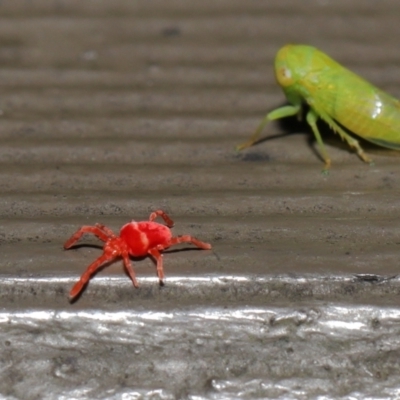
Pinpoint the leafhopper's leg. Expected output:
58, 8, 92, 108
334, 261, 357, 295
306, 109, 331, 172
236, 105, 301, 151
320, 113, 373, 165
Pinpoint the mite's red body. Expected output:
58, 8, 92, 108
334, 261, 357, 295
64, 210, 212, 300
119, 221, 172, 256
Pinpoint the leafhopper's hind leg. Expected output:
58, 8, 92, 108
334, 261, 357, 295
236, 105, 301, 151
319, 112, 373, 166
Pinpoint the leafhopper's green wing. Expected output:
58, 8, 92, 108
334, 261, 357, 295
299, 57, 400, 150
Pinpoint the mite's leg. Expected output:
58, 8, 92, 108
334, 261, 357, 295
306, 109, 332, 172
321, 112, 373, 165
236, 104, 301, 151
163, 235, 212, 251
149, 236, 211, 284
149, 210, 174, 228
121, 253, 139, 287
95, 224, 117, 238
64, 226, 112, 249
148, 248, 165, 283
69, 253, 111, 299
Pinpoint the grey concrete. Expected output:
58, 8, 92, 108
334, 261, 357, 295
1, 0, 400, 398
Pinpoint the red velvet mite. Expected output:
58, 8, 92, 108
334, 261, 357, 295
64, 210, 212, 300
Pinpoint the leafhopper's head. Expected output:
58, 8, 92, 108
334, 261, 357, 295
274, 44, 321, 105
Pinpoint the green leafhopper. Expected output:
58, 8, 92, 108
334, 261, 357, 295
237, 44, 400, 171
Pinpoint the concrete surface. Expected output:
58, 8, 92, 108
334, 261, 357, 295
1, 0, 400, 399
